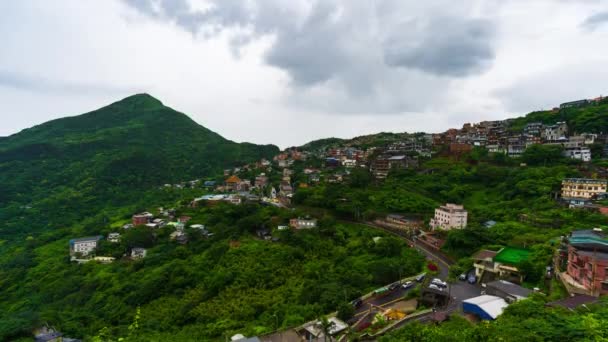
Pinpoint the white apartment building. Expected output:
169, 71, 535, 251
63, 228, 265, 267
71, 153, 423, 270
429, 203, 468, 230
563, 147, 591, 162
69, 236, 102, 256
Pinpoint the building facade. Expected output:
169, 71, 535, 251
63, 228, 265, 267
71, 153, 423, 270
132, 212, 153, 226
542, 122, 568, 142
563, 147, 591, 162
429, 203, 468, 230
561, 178, 608, 200
69, 236, 102, 257
565, 229, 608, 296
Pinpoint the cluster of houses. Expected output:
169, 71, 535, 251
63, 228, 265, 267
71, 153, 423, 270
320, 137, 431, 180
432, 96, 607, 160
68, 210, 213, 263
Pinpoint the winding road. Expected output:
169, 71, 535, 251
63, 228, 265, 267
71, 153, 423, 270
348, 221, 481, 327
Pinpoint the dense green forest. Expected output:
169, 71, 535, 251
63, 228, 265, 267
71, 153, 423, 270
0, 199, 424, 341
0, 94, 278, 237
2, 96, 608, 340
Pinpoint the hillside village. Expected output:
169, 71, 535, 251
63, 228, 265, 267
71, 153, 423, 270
60, 95, 608, 341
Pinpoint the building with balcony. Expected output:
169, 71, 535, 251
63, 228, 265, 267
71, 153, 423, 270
565, 229, 608, 296
542, 122, 568, 142
69, 236, 102, 257
429, 203, 468, 230
561, 178, 608, 200
563, 146, 591, 162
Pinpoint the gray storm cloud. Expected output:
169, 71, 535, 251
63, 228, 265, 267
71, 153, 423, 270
383, 17, 495, 77
581, 11, 608, 30
122, 0, 498, 113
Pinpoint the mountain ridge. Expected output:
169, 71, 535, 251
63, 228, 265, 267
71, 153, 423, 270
0, 94, 279, 233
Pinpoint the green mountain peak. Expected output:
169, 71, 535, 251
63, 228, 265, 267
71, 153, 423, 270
109, 93, 165, 110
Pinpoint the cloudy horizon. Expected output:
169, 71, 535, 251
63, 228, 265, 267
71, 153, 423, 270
1, 0, 607, 148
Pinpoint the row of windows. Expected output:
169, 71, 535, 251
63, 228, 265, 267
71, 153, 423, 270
563, 186, 606, 190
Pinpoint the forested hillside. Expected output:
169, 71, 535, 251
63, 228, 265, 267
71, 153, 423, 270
2, 95, 608, 341
0, 94, 278, 235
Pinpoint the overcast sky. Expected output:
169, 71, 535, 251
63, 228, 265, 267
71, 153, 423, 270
1, 1, 608, 148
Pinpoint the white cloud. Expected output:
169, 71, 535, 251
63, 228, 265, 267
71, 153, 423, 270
0, 0, 607, 148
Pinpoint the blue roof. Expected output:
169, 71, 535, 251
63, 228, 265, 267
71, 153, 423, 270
570, 230, 608, 250
69, 236, 102, 246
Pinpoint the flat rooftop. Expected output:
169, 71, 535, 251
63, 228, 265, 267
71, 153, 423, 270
494, 247, 530, 265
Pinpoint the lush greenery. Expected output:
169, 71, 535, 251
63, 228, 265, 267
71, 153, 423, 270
2, 95, 608, 341
0, 94, 278, 237
0, 202, 424, 341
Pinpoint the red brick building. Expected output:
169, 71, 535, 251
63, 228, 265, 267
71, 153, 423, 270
449, 143, 473, 155
565, 229, 608, 296
132, 212, 153, 226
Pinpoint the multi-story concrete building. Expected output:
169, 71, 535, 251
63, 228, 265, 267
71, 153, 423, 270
561, 178, 608, 200
132, 212, 153, 226
69, 236, 102, 257
524, 122, 544, 137
560, 99, 590, 109
429, 203, 468, 230
370, 155, 418, 179
565, 229, 608, 296
542, 122, 568, 142
563, 146, 592, 162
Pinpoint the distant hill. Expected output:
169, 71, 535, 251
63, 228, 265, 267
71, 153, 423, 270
299, 132, 429, 151
299, 98, 608, 152
508, 98, 608, 134
0, 94, 278, 230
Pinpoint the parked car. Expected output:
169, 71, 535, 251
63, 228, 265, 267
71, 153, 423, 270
415, 273, 427, 282
389, 283, 400, 291
459, 273, 467, 281
351, 298, 363, 309
467, 275, 477, 284
428, 284, 443, 291
402, 281, 414, 289
431, 278, 447, 288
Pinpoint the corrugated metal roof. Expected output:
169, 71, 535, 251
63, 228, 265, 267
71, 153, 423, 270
463, 295, 508, 319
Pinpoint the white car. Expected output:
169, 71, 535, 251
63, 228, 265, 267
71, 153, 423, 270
431, 278, 448, 288
428, 284, 443, 291
402, 281, 414, 289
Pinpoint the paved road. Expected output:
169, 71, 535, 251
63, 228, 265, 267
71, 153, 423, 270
352, 282, 417, 320
352, 221, 481, 311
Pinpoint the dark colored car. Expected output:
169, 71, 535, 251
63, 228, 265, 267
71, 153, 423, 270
389, 283, 400, 291
352, 298, 363, 309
